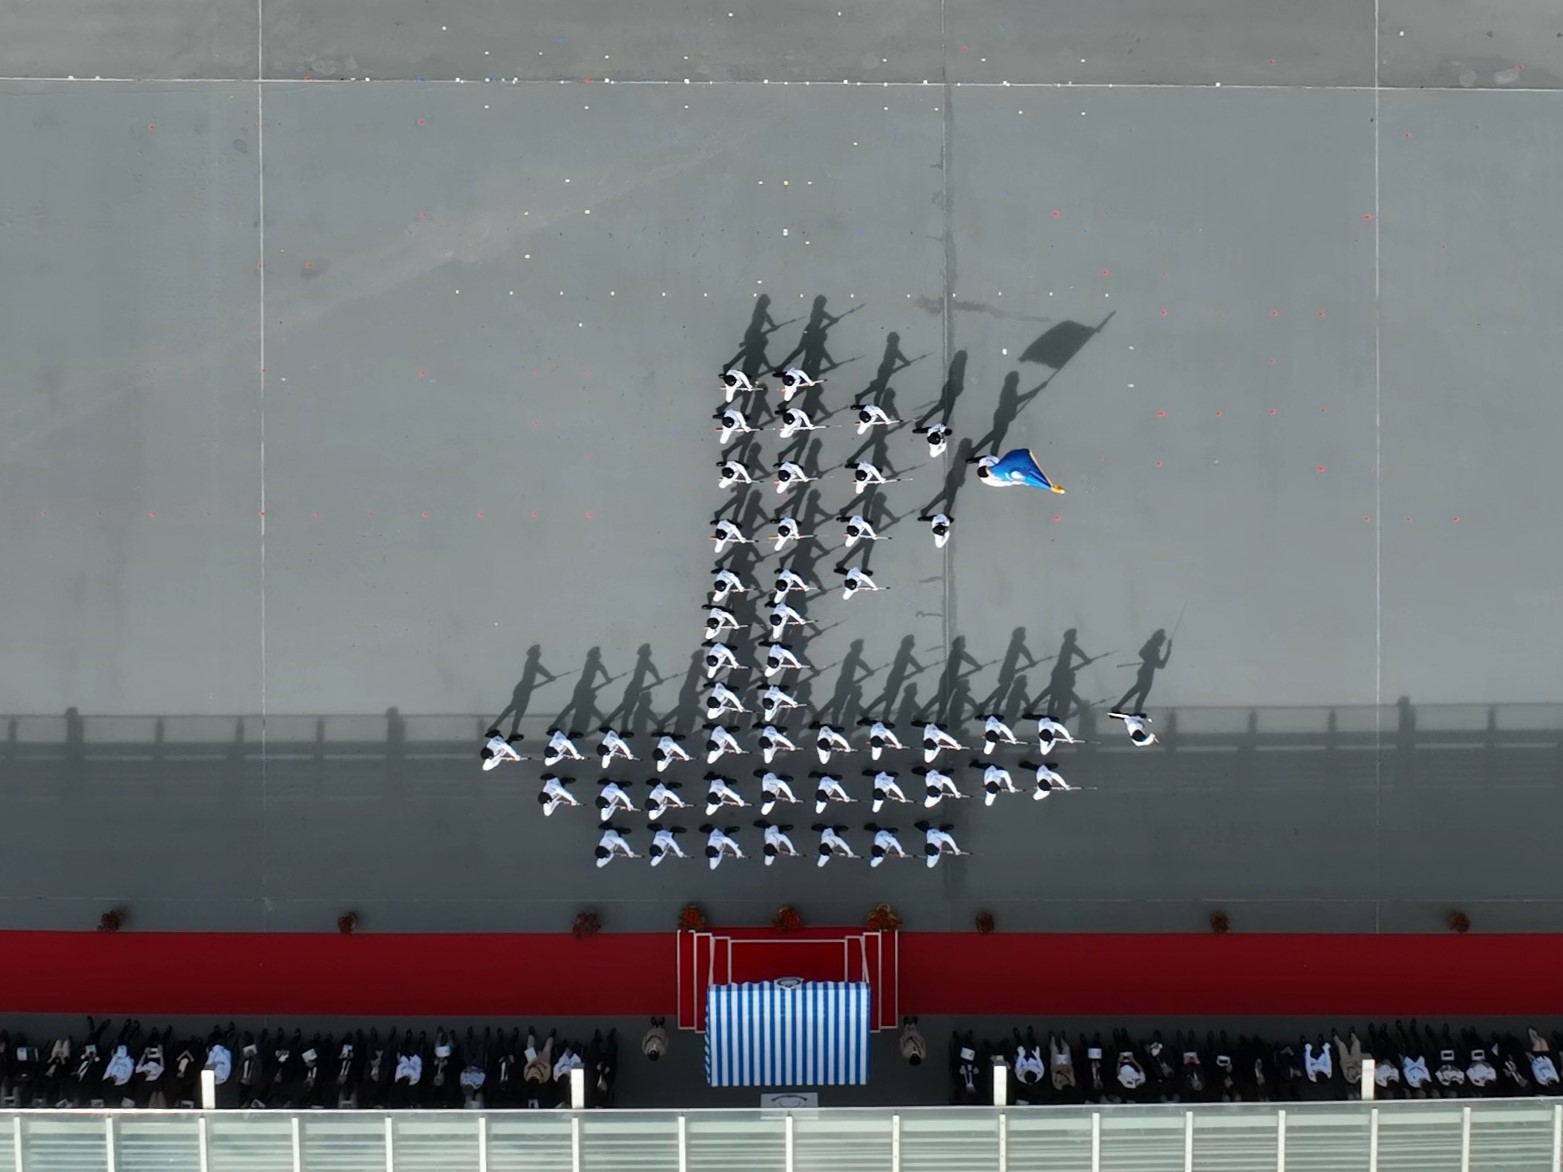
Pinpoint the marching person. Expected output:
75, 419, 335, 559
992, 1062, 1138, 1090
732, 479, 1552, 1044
704, 642, 742, 680
538, 774, 581, 817
597, 727, 635, 768
705, 724, 745, 764
774, 459, 816, 495
645, 779, 688, 821
543, 729, 586, 767
717, 458, 757, 490
920, 511, 953, 549
755, 770, 799, 814
704, 605, 741, 640
757, 723, 799, 764
916, 766, 965, 808
705, 681, 748, 721
913, 422, 951, 458
594, 826, 638, 868
838, 513, 885, 548
596, 779, 637, 822
921, 721, 965, 763
704, 772, 748, 815
711, 519, 754, 555
763, 642, 805, 677
768, 601, 811, 636
810, 722, 853, 764
771, 568, 812, 602
866, 823, 909, 868
774, 367, 822, 402
975, 762, 1020, 806
915, 820, 965, 868
865, 769, 910, 812
648, 825, 690, 867
710, 566, 748, 606
754, 820, 801, 865
642, 1019, 670, 1063
1028, 714, 1081, 754
1108, 711, 1158, 746
813, 823, 858, 867
980, 714, 1020, 754
713, 405, 756, 445
835, 563, 886, 599
720, 368, 760, 402
770, 515, 811, 552
848, 459, 899, 495
855, 401, 898, 434
1029, 761, 1077, 799
778, 406, 827, 439
758, 683, 802, 723
857, 718, 906, 760
653, 733, 692, 771
811, 771, 854, 813
699, 824, 745, 870
481, 729, 524, 772
969, 449, 1067, 494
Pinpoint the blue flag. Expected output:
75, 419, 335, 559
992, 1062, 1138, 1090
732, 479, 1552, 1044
986, 449, 1066, 494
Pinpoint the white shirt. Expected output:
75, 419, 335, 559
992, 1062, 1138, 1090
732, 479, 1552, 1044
654, 736, 691, 769
483, 735, 522, 770
763, 824, 797, 853
712, 520, 749, 548
923, 426, 950, 456
716, 408, 753, 437
761, 685, 800, 711
818, 828, 856, 857
927, 512, 952, 547
706, 607, 739, 634
760, 772, 797, 802
597, 828, 636, 859
1033, 763, 1072, 797
597, 782, 635, 819
778, 368, 813, 392
707, 726, 743, 759
765, 644, 803, 676
1532, 1054, 1559, 1085
815, 726, 851, 759
852, 461, 887, 484
650, 829, 686, 858
840, 568, 880, 597
553, 1049, 583, 1080
1037, 716, 1077, 748
1110, 712, 1157, 745
705, 643, 740, 677
842, 515, 879, 545
1401, 1054, 1431, 1086
870, 772, 907, 801
706, 778, 746, 807
872, 829, 905, 855
814, 775, 851, 803
1304, 1044, 1333, 1081
865, 723, 903, 756
1015, 1049, 1045, 1082
759, 726, 797, 760
722, 369, 755, 396
600, 730, 634, 762
779, 408, 819, 436
856, 404, 894, 433
1467, 1057, 1496, 1086
769, 603, 808, 630
541, 776, 577, 803
718, 461, 754, 486
984, 716, 1017, 744
708, 682, 746, 714
646, 781, 686, 810
105, 1046, 134, 1086
546, 731, 582, 760
772, 570, 809, 596
924, 723, 961, 749
775, 461, 811, 489
712, 568, 745, 597
706, 828, 744, 858
772, 517, 803, 549
1117, 1061, 1145, 1089
396, 1054, 424, 1084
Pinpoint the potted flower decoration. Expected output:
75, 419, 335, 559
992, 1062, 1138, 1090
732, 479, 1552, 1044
974, 910, 996, 935
1210, 911, 1231, 934
678, 904, 708, 932
337, 911, 359, 935
98, 908, 125, 934
573, 911, 602, 940
771, 905, 803, 933
866, 902, 902, 931
1446, 910, 1471, 935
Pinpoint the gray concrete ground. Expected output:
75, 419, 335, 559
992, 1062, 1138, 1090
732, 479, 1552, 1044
2, 0, 1562, 985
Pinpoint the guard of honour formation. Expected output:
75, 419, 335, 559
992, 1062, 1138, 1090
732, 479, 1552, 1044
481, 362, 1157, 869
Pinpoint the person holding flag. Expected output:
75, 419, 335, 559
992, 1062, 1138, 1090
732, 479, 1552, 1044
968, 449, 1067, 493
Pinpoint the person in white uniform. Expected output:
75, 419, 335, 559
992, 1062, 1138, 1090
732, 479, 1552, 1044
704, 724, 745, 764
838, 514, 884, 548
717, 459, 756, 490
976, 762, 1020, 806
921, 722, 965, 763
770, 515, 810, 552
700, 824, 745, 870
1031, 715, 1081, 754
1014, 1035, 1046, 1085
775, 368, 822, 401
917, 767, 965, 808
810, 722, 852, 763
704, 642, 741, 679
543, 729, 585, 767
854, 402, 898, 435
835, 564, 885, 599
758, 685, 801, 723
710, 567, 748, 605
919, 511, 953, 548
597, 728, 635, 768
913, 423, 951, 458
774, 459, 815, 495
778, 406, 826, 439
653, 733, 691, 771
720, 368, 759, 402
848, 460, 898, 494
538, 774, 580, 817
755, 770, 798, 814
810, 771, 854, 813
704, 773, 747, 815
865, 769, 910, 812
758, 724, 799, 764
596, 780, 637, 822
481, 730, 524, 771
647, 825, 689, 866
771, 568, 811, 602
916, 821, 965, 868
866, 823, 909, 867
594, 826, 637, 868
645, 779, 688, 820
980, 715, 1020, 754
1029, 761, 1076, 799
713, 405, 755, 445
710, 519, 754, 555
705, 681, 747, 721
754, 820, 800, 865
1108, 711, 1157, 746
763, 643, 805, 677
812, 823, 858, 867
704, 606, 741, 640
857, 719, 905, 760
768, 602, 810, 636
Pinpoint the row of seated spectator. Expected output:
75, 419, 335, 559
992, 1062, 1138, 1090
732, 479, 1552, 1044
921, 1020, 1563, 1105
0, 1020, 619, 1110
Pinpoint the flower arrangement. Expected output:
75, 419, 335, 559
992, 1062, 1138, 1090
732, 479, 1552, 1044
573, 911, 602, 940
866, 902, 902, 931
1447, 910, 1471, 935
678, 904, 708, 932
337, 911, 359, 935
1210, 911, 1231, 934
974, 910, 996, 935
97, 909, 125, 934
771, 905, 803, 933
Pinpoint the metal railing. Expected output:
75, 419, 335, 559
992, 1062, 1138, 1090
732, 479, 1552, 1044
2, 1100, 1560, 1172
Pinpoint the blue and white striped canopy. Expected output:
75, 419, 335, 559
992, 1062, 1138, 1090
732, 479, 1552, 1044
705, 981, 871, 1086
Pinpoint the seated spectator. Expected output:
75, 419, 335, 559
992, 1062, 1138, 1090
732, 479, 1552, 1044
899, 1018, 926, 1066
642, 1019, 669, 1063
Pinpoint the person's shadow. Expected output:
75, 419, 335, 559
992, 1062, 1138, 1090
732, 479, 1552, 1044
972, 371, 1050, 457
662, 649, 707, 733
492, 645, 567, 736
859, 332, 922, 403
724, 294, 793, 381
1115, 629, 1172, 713
601, 644, 666, 734
553, 646, 616, 731
935, 636, 987, 723
915, 350, 967, 429
974, 627, 1041, 715
1027, 628, 1111, 723
919, 438, 977, 520
1018, 312, 1114, 375
819, 639, 879, 726
770, 295, 861, 378
865, 635, 926, 718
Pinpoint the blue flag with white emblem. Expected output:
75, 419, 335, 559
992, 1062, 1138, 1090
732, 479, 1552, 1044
988, 449, 1066, 494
